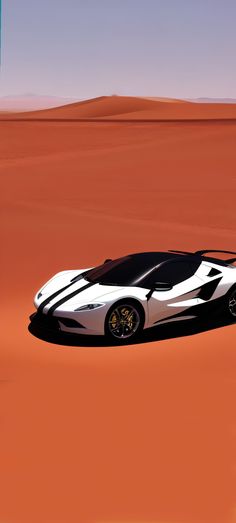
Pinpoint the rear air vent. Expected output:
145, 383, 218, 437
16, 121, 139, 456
208, 268, 221, 277
198, 278, 222, 300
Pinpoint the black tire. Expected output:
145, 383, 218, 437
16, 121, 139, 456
227, 286, 236, 320
105, 299, 144, 344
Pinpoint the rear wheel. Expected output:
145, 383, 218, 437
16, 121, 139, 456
105, 301, 144, 344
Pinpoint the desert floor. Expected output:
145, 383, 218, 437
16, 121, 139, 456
1, 98, 236, 523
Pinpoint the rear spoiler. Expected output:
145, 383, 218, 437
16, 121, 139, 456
195, 249, 236, 257
169, 249, 236, 265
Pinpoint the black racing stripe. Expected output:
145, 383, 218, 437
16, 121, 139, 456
38, 273, 86, 313
46, 282, 94, 317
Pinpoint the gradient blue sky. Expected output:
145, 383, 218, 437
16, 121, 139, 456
1, 0, 236, 99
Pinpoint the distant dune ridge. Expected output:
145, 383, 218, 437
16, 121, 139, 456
0, 94, 78, 112
190, 97, 236, 103
1, 95, 236, 121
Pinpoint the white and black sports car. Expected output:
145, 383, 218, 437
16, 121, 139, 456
32, 250, 236, 343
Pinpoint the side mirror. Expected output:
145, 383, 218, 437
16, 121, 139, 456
153, 281, 173, 291
103, 258, 112, 264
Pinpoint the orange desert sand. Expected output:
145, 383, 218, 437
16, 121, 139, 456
1, 96, 236, 523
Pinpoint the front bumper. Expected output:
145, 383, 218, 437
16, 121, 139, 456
30, 312, 85, 333
30, 311, 104, 336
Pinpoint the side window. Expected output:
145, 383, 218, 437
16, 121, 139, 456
144, 261, 200, 287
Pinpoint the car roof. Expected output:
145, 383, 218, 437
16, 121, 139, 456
127, 251, 233, 268
128, 252, 179, 263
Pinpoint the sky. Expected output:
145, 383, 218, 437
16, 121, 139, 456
0, 0, 236, 99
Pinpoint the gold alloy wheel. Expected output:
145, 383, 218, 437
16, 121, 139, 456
108, 304, 141, 339
229, 289, 236, 317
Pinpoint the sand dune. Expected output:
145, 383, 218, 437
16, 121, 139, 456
2, 95, 236, 121
0, 105, 236, 523
1, 95, 181, 119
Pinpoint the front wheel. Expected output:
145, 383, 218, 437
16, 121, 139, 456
105, 301, 144, 344
228, 288, 236, 320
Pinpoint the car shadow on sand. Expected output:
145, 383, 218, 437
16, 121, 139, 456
28, 312, 235, 348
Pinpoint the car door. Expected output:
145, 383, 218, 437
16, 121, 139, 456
192, 262, 224, 300
145, 259, 203, 326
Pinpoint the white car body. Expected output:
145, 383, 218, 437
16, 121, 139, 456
33, 250, 236, 338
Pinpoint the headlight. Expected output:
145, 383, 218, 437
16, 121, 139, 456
74, 303, 105, 311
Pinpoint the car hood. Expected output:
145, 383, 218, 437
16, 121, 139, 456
36, 270, 126, 312
39, 270, 87, 295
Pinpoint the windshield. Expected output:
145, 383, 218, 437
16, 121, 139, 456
85, 253, 173, 286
